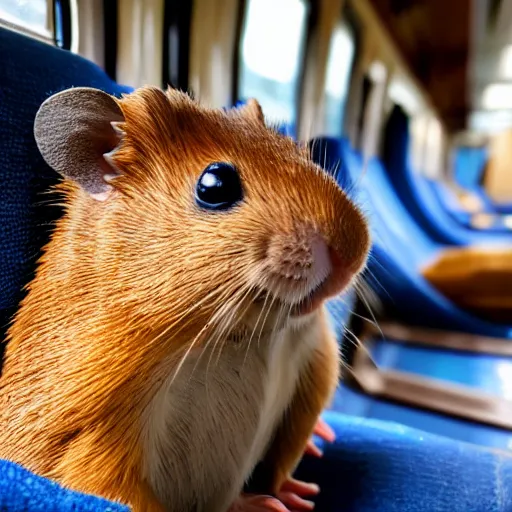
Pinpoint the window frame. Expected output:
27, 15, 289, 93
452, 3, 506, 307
162, 0, 193, 91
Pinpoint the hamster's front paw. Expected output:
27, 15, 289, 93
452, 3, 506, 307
304, 416, 336, 457
274, 417, 336, 511
228, 494, 290, 511
276, 479, 318, 511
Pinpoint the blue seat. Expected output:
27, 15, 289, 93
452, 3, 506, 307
2, 25, 511, 512
311, 137, 512, 456
425, 177, 512, 231
451, 145, 512, 215
423, 178, 476, 226
311, 137, 512, 337
382, 106, 512, 242
294, 409, 512, 511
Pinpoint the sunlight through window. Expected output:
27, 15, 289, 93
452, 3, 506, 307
0, 0, 50, 37
323, 21, 355, 136
238, 0, 308, 130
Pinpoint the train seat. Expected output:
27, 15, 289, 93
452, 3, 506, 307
453, 145, 512, 216
294, 410, 512, 512
311, 136, 512, 337
310, 137, 512, 452
423, 178, 481, 226
382, 106, 512, 242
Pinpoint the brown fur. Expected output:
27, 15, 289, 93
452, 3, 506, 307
0, 86, 370, 510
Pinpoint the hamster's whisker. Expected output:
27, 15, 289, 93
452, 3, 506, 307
190, 284, 250, 397
362, 265, 390, 301
163, 276, 246, 335
167, 280, 247, 386
243, 285, 274, 368
189, 292, 238, 381
353, 280, 383, 340
208, 285, 254, 374
191, 277, 253, 379
342, 326, 372, 372
249, 281, 286, 362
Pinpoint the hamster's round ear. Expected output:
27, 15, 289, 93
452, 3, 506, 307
242, 98, 265, 126
34, 87, 125, 201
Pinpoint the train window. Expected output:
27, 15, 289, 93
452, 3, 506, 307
238, 0, 309, 130
0, 0, 53, 41
323, 21, 355, 136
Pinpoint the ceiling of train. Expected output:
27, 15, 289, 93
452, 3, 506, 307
368, 0, 471, 133
368, 0, 512, 136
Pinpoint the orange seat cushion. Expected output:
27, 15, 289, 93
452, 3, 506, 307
422, 247, 512, 322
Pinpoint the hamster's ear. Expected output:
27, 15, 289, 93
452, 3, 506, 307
34, 87, 125, 201
242, 98, 265, 126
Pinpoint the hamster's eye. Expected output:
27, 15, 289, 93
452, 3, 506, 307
195, 162, 243, 211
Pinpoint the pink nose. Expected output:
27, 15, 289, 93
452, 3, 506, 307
265, 227, 352, 311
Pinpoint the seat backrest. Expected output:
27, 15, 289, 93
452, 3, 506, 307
382, 105, 511, 245
339, 140, 439, 266
0, 27, 132, 343
453, 145, 488, 191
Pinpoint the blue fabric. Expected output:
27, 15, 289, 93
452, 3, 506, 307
3, 408, 511, 512
382, 106, 512, 243
0, 459, 128, 512
453, 146, 488, 191
294, 409, 512, 511
329, 385, 512, 452
0, 27, 132, 341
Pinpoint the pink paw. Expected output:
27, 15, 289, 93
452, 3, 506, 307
304, 417, 336, 458
276, 417, 336, 510
277, 478, 319, 511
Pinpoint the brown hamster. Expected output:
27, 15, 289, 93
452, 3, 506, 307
0, 86, 370, 512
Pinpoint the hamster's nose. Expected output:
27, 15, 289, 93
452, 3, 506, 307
266, 229, 329, 283
265, 225, 353, 312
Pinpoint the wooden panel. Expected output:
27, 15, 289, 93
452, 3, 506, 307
367, 0, 471, 131
484, 129, 512, 203
422, 246, 512, 322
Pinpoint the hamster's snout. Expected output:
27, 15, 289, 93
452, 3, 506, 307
262, 224, 354, 316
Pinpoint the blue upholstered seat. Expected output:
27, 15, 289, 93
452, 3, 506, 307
310, 136, 512, 453
317, 137, 512, 337
2, 25, 511, 512
382, 106, 512, 242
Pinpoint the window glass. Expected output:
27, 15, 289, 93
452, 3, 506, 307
0, 0, 51, 38
323, 21, 355, 136
238, 0, 308, 131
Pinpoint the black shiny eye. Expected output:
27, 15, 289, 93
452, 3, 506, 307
195, 162, 243, 211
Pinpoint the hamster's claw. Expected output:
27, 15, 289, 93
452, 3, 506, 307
304, 417, 336, 457
228, 494, 290, 511
313, 417, 336, 443
277, 478, 318, 511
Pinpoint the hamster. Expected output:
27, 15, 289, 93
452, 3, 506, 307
0, 86, 370, 512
